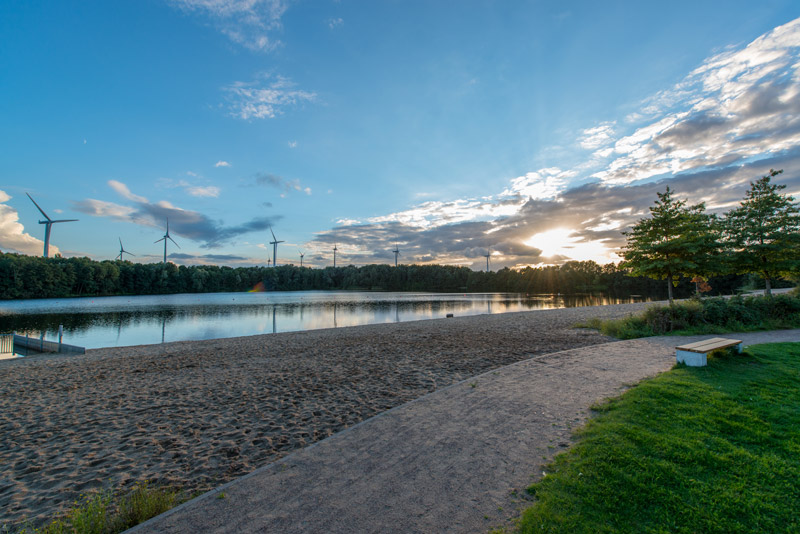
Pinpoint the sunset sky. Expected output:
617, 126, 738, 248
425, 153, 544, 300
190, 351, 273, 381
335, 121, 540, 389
2, 1, 800, 270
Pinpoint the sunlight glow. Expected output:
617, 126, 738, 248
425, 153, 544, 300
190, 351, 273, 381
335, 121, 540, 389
524, 228, 620, 264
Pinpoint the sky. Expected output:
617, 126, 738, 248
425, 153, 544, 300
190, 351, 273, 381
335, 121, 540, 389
2, 1, 800, 270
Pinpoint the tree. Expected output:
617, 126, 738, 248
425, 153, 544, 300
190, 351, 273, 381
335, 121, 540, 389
723, 169, 800, 296
621, 187, 720, 304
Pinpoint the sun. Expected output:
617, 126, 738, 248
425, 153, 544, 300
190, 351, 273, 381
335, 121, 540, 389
524, 228, 619, 264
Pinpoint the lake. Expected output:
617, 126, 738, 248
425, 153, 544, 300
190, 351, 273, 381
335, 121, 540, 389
0, 291, 649, 350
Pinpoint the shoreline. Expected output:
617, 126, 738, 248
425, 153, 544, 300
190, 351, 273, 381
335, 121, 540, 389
0, 301, 660, 527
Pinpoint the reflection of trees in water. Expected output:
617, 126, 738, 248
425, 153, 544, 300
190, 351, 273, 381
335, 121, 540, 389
1, 293, 650, 337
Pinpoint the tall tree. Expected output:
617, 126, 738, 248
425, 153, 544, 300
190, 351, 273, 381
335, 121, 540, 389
723, 169, 800, 296
621, 187, 719, 304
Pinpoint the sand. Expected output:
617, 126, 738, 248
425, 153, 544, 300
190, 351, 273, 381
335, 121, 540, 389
0, 302, 656, 528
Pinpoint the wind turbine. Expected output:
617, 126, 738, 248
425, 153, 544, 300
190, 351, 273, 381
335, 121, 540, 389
484, 247, 491, 272
116, 237, 135, 261
154, 218, 179, 263
299, 250, 305, 267
269, 226, 284, 267
333, 243, 338, 268
392, 243, 400, 267
26, 193, 78, 258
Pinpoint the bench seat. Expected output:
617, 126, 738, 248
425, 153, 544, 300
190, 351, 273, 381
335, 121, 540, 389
676, 337, 742, 367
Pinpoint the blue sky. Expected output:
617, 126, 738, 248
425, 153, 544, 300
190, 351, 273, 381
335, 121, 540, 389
2, 1, 800, 270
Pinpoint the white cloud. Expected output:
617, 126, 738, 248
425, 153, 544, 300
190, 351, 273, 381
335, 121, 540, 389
109, 180, 149, 203
500, 168, 572, 199
0, 190, 54, 256
168, 0, 287, 51
328, 17, 343, 29
215, 160, 231, 167
288, 140, 298, 148
592, 17, 800, 185
186, 185, 221, 198
368, 197, 522, 229
336, 218, 361, 226
579, 122, 616, 149
223, 75, 316, 120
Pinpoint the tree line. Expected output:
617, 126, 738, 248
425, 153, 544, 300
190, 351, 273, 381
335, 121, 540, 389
0, 251, 771, 301
622, 169, 800, 302
2, 169, 796, 302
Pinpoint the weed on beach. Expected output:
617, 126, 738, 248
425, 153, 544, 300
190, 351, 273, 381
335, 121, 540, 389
7, 482, 186, 534
516, 342, 800, 533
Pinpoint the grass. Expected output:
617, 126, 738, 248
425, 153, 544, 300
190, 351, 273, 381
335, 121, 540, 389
582, 293, 800, 339
8, 482, 186, 534
516, 342, 800, 534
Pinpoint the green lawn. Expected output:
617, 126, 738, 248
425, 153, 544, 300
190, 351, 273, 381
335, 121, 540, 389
517, 343, 800, 534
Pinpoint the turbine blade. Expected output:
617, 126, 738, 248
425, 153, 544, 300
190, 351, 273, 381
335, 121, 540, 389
26, 193, 51, 221
50, 219, 78, 223
155, 237, 165, 244
169, 236, 180, 248
119, 237, 123, 248
270, 226, 277, 241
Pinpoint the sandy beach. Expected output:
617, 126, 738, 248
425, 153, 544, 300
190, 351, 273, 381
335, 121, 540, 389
0, 302, 656, 528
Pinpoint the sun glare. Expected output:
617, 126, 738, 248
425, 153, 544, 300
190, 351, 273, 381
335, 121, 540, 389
524, 228, 619, 264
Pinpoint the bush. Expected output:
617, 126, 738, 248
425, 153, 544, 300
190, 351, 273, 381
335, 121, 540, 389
593, 294, 800, 339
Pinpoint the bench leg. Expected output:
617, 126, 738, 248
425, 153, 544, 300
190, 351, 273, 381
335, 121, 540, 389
736, 342, 743, 353
676, 349, 707, 367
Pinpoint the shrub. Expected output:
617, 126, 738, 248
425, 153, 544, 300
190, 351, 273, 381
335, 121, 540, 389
591, 294, 800, 339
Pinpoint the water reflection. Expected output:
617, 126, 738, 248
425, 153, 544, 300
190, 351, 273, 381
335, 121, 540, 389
0, 291, 650, 350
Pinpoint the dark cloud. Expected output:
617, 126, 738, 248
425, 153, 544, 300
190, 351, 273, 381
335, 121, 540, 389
73, 184, 283, 249
250, 173, 309, 195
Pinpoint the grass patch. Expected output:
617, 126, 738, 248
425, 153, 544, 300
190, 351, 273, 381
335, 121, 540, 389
517, 342, 800, 534
584, 294, 800, 339
9, 482, 186, 534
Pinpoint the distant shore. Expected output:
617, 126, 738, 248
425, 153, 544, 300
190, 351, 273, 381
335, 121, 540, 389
0, 301, 660, 527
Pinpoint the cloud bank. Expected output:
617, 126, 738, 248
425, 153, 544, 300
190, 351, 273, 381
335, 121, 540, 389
304, 19, 800, 270
74, 181, 281, 248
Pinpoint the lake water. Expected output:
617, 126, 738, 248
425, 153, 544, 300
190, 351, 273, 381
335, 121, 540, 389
0, 291, 649, 350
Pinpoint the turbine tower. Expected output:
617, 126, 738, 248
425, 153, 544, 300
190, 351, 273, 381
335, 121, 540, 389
484, 247, 491, 272
333, 244, 338, 268
155, 218, 180, 263
299, 250, 305, 267
269, 227, 284, 267
392, 243, 400, 267
116, 237, 135, 261
26, 193, 78, 258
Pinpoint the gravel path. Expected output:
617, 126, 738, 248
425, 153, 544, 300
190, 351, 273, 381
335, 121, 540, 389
129, 329, 800, 534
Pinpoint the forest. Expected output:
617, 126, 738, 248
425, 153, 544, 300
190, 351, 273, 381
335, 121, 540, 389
0, 251, 779, 301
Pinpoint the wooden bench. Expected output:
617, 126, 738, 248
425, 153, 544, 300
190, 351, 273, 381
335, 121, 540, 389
676, 337, 742, 367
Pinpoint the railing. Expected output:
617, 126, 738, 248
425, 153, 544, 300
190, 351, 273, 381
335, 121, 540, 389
0, 334, 13, 354
12, 334, 85, 355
